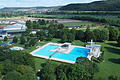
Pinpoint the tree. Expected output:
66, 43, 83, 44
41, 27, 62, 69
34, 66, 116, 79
108, 75, 120, 80
16, 65, 34, 75
58, 72, 67, 80
56, 64, 69, 80
20, 36, 26, 44
3, 71, 22, 80
0, 72, 2, 79
100, 29, 109, 41
28, 38, 36, 47
58, 24, 65, 29
4, 36, 8, 41
26, 20, 32, 29
46, 34, 53, 41
13, 37, 18, 43
76, 57, 89, 63
10, 51, 35, 68
38, 61, 57, 80
24, 29, 32, 36
84, 27, 94, 42
0, 64, 3, 79
108, 27, 119, 41
117, 36, 120, 46
21, 73, 37, 80
75, 57, 99, 80
93, 28, 109, 42
61, 33, 67, 43
36, 30, 46, 41
1, 60, 16, 75
67, 33, 75, 42
75, 30, 84, 41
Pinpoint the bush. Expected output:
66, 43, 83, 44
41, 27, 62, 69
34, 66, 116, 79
4, 36, 8, 41
13, 37, 18, 43
20, 36, 26, 44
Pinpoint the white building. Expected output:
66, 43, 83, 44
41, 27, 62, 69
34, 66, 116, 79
86, 40, 102, 60
0, 31, 8, 40
3, 23, 27, 31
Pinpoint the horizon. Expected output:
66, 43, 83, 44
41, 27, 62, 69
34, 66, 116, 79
0, 0, 101, 8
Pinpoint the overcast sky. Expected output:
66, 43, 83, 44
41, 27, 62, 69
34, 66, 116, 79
0, 0, 101, 8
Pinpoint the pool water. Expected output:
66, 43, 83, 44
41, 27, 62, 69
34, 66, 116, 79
34, 44, 90, 62
34, 45, 59, 57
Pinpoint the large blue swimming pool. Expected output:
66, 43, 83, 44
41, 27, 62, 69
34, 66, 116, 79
34, 44, 90, 62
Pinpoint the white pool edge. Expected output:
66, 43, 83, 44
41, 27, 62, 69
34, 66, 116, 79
30, 42, 90, 64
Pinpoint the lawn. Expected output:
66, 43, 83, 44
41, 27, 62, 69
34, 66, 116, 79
95, 41, 120, 79
63, 21, 94, 26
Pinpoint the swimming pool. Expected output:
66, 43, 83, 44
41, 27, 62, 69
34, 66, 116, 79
34, 45, 60, 57
33, 44, 90, 62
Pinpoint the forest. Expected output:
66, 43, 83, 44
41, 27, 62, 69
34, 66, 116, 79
60, 0, 120, 11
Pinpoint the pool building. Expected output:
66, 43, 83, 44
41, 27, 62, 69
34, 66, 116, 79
31, 42, 100, 63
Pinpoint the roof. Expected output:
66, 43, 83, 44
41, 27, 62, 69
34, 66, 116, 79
10, 46, 24, 50
0, 30, 7, 36
86, 44, 101, 48
3, 23, 27, 31
1, 44, 9, 47
64, 42, 71, 45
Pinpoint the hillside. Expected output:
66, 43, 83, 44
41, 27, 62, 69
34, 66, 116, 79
0, 6, 60, 12
59, 0, 120, 11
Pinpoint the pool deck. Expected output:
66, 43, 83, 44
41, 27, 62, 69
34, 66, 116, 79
30, 42, 90, 64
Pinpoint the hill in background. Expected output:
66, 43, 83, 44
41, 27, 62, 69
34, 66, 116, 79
0, 6, 61, 12
59, 0, 120, 11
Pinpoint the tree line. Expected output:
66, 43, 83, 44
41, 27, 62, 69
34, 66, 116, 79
71, 15, 120, 27
25, 19, 120, 46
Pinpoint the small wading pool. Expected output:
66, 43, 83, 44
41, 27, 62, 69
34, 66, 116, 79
34, 44, 90, 62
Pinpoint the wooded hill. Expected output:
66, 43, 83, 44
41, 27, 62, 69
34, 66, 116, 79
59, 0, 120, 11
0, 6, 61, 12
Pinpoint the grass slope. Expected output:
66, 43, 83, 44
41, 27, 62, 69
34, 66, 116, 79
95, 41, 120, 79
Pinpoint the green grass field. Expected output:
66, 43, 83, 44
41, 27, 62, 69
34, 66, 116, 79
95, 41, 120, 79
63, 22, 94, 26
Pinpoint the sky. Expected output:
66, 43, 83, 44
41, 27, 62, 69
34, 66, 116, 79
0, 0, 101, 8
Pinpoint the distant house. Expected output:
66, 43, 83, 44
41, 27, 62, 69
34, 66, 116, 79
68, 26, 81, 29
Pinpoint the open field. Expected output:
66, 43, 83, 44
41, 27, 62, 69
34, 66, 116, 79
63, 21, 94, 26
63, 21, 104, 31
95, 41, 120, 79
